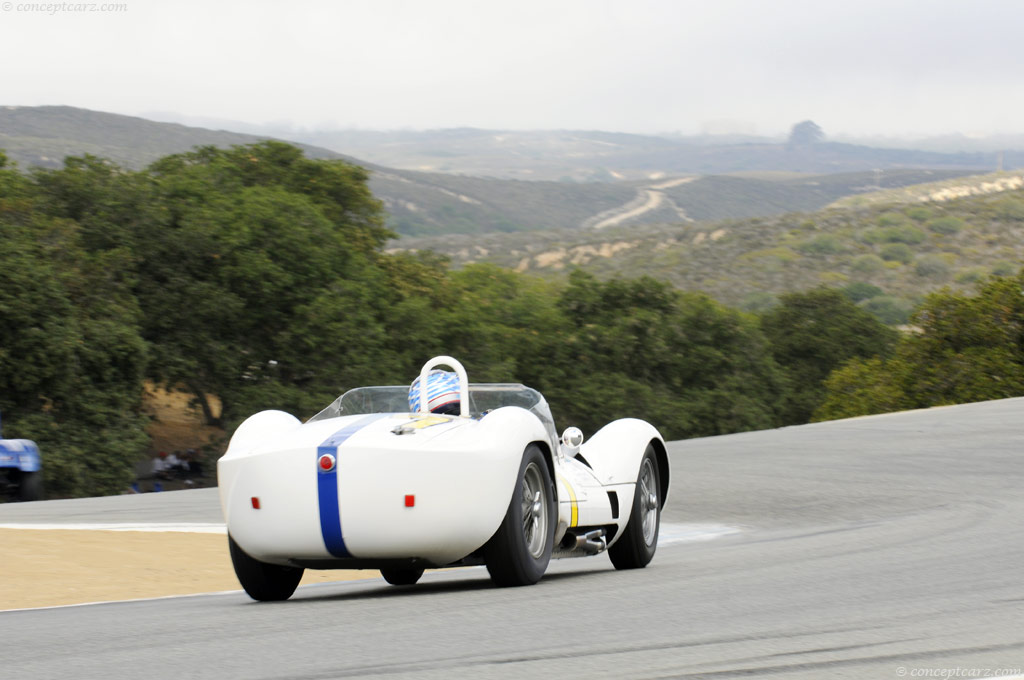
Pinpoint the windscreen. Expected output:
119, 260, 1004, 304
309, 383, 558, 445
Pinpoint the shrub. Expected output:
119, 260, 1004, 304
880, 243, 914, 264
915, 254, 952, 279
955, 267, 988, 284
991, 260, 1019, 277
819, 271, 849, 284
740, 291, 777, 313
862, 296, 914, 325
843, 280, 884, 303
927, 216, 965, 235
905, 206, 932, 222
740, 247, 800, 262
843, 282, 884, 303
851, 253, 885, 274
993, 197, 1024, 221
861, 225, 926, 245
878, 212, 910, 227
796, 234, 845, 255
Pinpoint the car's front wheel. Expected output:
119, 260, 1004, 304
484, 444, 555, 587
228, 534, 304, 601
380, 568, 424, 586
609, 444, 661, 570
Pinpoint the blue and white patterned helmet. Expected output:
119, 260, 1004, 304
409, 369, 462, 415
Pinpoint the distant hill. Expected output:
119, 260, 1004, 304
0, 106, 635, 235
394, 181, 1024, 324
0, 105, 355, 168
279, 127, 1020, 180
0, 106, 998, 236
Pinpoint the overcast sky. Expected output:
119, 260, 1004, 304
2, 0, 1022, 137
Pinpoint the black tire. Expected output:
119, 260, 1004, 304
484, 444, 555, 587
228, 534, 304, 601
609, 444, 661, 570
18, 471, 43, 502
380, 568, 424, 586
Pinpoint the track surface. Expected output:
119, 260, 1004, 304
2, 398, 1023, 679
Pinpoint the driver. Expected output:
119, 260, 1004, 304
408, 369, 461, 415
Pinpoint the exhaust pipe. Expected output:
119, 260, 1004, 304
574, 529, 607, 554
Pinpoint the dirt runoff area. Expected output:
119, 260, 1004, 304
1, 529, 380, 610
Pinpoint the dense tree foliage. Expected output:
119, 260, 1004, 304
815, 271, 1024, 420
761, 288, 899, 424
2, 141, 1018, 498
1, 156, 149, 497
544, 272, 786, 437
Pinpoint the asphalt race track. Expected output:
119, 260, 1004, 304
2, 398, 1022, 679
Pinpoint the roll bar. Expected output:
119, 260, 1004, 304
417, 356, 471, 418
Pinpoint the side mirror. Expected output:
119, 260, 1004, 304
561, 427, 584, 456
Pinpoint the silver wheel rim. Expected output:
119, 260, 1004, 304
639, 458, 658, 546
521, 462, 548, 559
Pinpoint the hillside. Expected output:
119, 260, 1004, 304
0, 106, 988, 236
394, 179, 1024, 324
828, 170, 1024, 209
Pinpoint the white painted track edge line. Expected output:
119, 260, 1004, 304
0, 522, 228, 533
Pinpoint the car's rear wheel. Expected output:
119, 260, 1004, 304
18, 471, 43, 502
380, 568, 424, 585
609, 444, 661, 570
228, 534, 304, 601
484, 444, 554, 587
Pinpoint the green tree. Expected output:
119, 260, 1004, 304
815, 270, 1024, 420
901, 273, 1024, 404
544, 271, 785, 439
135, 142, 392, 425
814, 357, 913, 420
1, 163, 149, 497
761, 288, 898, 424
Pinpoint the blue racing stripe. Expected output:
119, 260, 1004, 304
317, 413, 390, 558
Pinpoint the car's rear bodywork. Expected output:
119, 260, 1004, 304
218, 356, 670, 598
0, 413, 42, 501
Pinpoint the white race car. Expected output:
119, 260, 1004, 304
218, 356, 669, 601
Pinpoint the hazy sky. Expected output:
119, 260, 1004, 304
2, 0, 1022, 137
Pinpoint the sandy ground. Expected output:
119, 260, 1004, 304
0, 529, 379, 610
143, 382, 225, 455
0, 388, 370, 611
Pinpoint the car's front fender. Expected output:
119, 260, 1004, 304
579, 419, 668, 505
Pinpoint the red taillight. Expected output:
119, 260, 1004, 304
318, 453, 336, 471
405, 494, 415, 507
251, 496, 260, 510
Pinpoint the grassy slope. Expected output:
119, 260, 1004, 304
661, 169, 971, 221
395, 180, 1024, 318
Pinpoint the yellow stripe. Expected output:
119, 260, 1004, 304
558, 474, 578, 528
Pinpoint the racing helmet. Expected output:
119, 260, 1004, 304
409, 369, 461, 415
